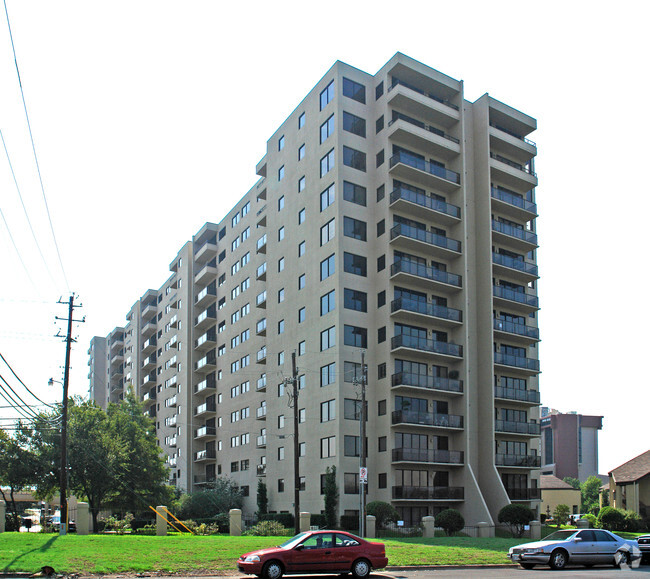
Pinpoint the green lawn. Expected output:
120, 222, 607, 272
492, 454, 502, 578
0, 533, 522, 574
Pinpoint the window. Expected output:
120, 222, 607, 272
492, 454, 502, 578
298, 208, 306, 224
278, 351, 285, 365
344, 361, 362, 382
320, 183, 335, 211
344, 216, 367, 241
378, 326, 386, 343
321, 362, 336, 386
344, 435, 361, 457
278, 195, 285, 211
278, 288, 285, 302
298, 144, 305, 160
321, 436, 336, 458
376, 115, 384, 133
343, 111, 366, 137
278, 226, 285, 241
320, 254, 335, 280
344, 398, 362, 420
344, 472, 359, 494
343, 181, 366, 206
278, 447, 285, 460
377, 219, 385, 237
278, 165, 285, 181
298, 340, 306, 356
278, 135, 285, 151
320, 115, 334, 143
298, 274, 305, 290
298, 241, 306, 257
344, 289, 367, 312
378, 436, 387, 452
377, 184, 385, 201
278, 478, 285, 492
344, 252, 367, 277
378, 362, 386, 379
375, 81, 384, 100
378, 473, 387, 489
320, 218, 336, 245
344, 325, 367, 348
321, 326, 336, 351
298, 175, 306, 192
278, 319, 285, 334
376, 149, 384, 167
343, 146, 366, 172
321, 149, 335, 177
342, 77, 366, 104
298, 112, 305, 129
278, 257, 285, 272
321, 289, 335, 315
298, 307, 305, 323
320, 399, 335, 422
320, 80, 334, 110
377, 254, 385, 271
232, 213, 240, 227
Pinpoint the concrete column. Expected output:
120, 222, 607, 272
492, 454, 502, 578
576, 518, 589, 529
477, 522, 494, 538
529, 520, 541, 541
299, 512, 311, 533
365, 515, 376, 538
155, 506, 167, 536
422, 516, 436, 538
0, 501, 5, 533
229, 509, 242, 536
76, 502, 89, 535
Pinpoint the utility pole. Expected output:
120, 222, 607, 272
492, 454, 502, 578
360, 350, 367, 537
55, 294, 84, 536
290, 351, 300, 536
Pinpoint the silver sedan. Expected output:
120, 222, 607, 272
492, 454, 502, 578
507, 528, 641, 570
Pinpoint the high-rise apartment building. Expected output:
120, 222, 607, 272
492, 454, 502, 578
89, 53, 540, 526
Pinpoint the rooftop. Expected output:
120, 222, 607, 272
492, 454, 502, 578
609, 449, 650, 483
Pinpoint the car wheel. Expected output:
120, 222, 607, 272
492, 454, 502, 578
549, 549, 569, 570
614, 550, 631, 568
351, 558, 371, 578
520, 563, 535, 569
262, 560, 283, 579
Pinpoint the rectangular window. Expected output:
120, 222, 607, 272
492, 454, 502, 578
375, 81, 384, 100
344, 252, 367, 277
343, 146, 366, 172
298, 241, 305, 257
321, 326, 336, 351
298, 307, 305, 323
344, 472, 359, 494
376, 115, 384, 133
320, 436, 336, 458
344, 435, 361, 457
344, 288, 367, 312
278, 288, 285, 302
298, 144, 305, 160
298, 175, 306, 192
278, 226, 285, 241
321, 362, 336, 386
278, 135, 285, 151
344, 325, 367, 348
298, 274, 305, 290
343, 111, 366, 137
320, 254, 335, 280
320, 399, 336, 422
278, 195, 285, 211
278, 165, 285, 181
343, 216, 367, 241
320, 149, 335, 177
321, 289, 335, 315
277, 319, 285, 334
320, 183, 335, 211
298, 208, 306, 224
342, 77, 366, 104
344, 361, 362, 382
278, 478, 285, 492
278, 257, 285, 272
320, 80, 334, 110
344, 398, 362, 420
376, 149, 384, 167
320, 115, 335, 143
320, 218, 336, 245
298, 112, 305, 129
343, 181, 366, 206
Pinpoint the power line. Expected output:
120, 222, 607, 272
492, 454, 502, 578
0, 373, 39, 420
0, 351, 55, 408
2, 0, 69, 291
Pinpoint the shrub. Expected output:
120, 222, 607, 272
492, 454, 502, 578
553, 504, 570, 527
598, 506, 625, 531
339, 515, 358, 532
310, 514, 326, 529
623, 510, 642, 532
259, 513, 294, 529
101, 513, 134, 534
213, 512, 230, 533
436, 509, 464, 536
135, 523, 156, 535
584, 514, 598, 528
498, 504, 534, 538
366, 501, 399, 529
247, 520, 289, 536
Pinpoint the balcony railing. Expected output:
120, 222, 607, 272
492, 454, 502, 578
256, 406, 267, 419
257, 346, 267, 363
491, 187, 537, 215
493, 318, 539, 340
391, 259, 462, 288
389, 112, 460, 143
494, 352, 540, 372
194, 449, 216, 461
392, 410, 463, 429
390, 152, 460, 185
390, 187, 460, 219
493, 285, 539, 308
391, 371, 463, 394
256, 435, 267, 447
256, 291, 267, 307
490, 152, 536, 176
257, 464, 267, 476
505, 487, 541, 501
492, 252, 538, 277
393, 486, 464, 500
257, 375, 267, 391
495, 420, 541, 435
194, 375, 216, 394
195, 284, 217, 304
195, 426, 216, 438
495, 454, 541, 468
490, 122, 536, 147
392, 448, 464, 464
392, 334, 463, 358
391, 223, 461, 253
389, 79, 460, 111
492, 220, 538, 245
256, 262, 267, 279
194, 401, 216, 416
256, 234, 267, 253
494, 386, 540, 404
391, 297, 462, 323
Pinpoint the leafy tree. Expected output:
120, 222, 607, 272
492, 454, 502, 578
257, 479, 268, 517
177, 477, 243, 519
323, 466, 338, 529
366, 501, 399, 529
498, 504, 535, 538
553, 504, 571, 527
622, 510, 641, 532
563, 477, 581, 490
436, 509, 464, 536
580, 476, 603, 514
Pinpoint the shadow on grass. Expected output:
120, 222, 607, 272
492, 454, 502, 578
2, 534, 59, 573
385, 536, 519, 553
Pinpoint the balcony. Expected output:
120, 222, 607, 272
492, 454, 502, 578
392, 486, 464, 501
257, 346, 267, 364
494, 352, 540, 374
390, 223, 461, 259
194, 305, 217, 332
490, 152, 538, 191
141, 302, 157, 321
142, 372, 156, 386
492, 252, 538, 281
194, 449, 217, 462
489, 124, 536, 167
109, 336, 124, 351
169, 314, 178, 328
194, 374, 216, 395
505, 487, 541, 501
391, 372, 463, 395
387, 112, 460, 160
195, 328, 217, 351
256, 406, 267, 420
491, 187, 537, 221
494, 386, 540, 405
391, 259, 462, 292
165, 394, 177, 408
195, 350, 217, 373
141, 319, 157, 338
256, 318, 267, 336
256, 234, 267, 254
166, 415, 178, 428
195, 426, 216, 439
256, 374, 267, 392
392, 448, 464, 465
392, 410, 463, 430
386, 78, 460, 129
256, 291, 267, 308
195, 283, 217, 308
195, 258, 217, 288
391, 334, 463, 360
142, 336, 157, 354
389, 187, 460, 225
194, 237, 218, 265
194, 400, 217, 417
493, 318, 539, 343
256, 435, 267, 448
493, 285, 539, 312
491, 220, 538, 253
389, 152, 460, 194
194, 474, 217, 486
256, 262, 267, 281
167, 435, 177, 447
391, 297, 462, 326
495, 420, 541, 436
495, 454, 541, 468
141, 354, 157, 372
142, 390, 156, 405
257, 464, 267, 476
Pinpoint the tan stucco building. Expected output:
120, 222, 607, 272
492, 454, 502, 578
540, 475, 581, 519
608, 449, 650, 520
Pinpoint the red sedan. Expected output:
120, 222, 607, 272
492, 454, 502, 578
238, 530, 388, 579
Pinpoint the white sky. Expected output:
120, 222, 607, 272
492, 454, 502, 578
0, 0, 647, 477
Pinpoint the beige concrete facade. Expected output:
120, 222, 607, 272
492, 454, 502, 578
89, 53, 540, 525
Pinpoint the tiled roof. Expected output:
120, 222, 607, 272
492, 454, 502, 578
609, 449, 650, 483
540, 474, 578, 490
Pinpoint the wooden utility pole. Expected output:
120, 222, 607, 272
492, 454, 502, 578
360, 350, 367, 537
291, 351, 300, 536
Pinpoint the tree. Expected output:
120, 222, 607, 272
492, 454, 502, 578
323, 466, 338, 529
256, 479, 268, 517
366, 501, 398, 529
177, 477, 243, 519
580, 476, 603, 514
553, 504, 571, 527
563, 477, 581, 490
498, 504, 535, 538
436, 509, 464, 536
598, 506, 625, 531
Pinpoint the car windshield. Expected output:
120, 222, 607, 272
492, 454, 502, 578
543, 530, 578, 542
277, 532, 309, 549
